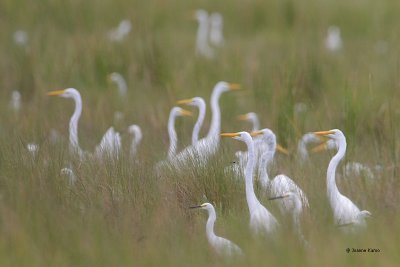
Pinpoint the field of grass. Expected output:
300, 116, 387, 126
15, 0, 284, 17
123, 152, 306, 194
0, 0, 399, 266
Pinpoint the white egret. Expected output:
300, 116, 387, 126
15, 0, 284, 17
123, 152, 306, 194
325, 26, 342, 52
313, 129, 371, 231
209, 13, 224, 47
190, 203, 243, 257
47, 88, 121, 159
109, 72, 128, 97
9, 90, 21, 113
221, 131, 279, 237
13, 30, 28, 46
237, 112, 259, 132
26, 143, 39, 157
177, 97, 206, 145
194, 9, 214, 59
166, 107, 193, 160
128, 124, 142, 159
255, 129, 309, 239
61, 167, 77, 186
173, 82, 240, 165
108, 19, 132, 42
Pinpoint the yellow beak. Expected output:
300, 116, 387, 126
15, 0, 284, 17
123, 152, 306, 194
276, 144, 290, 155
179, 109, 193, 117
250, 131, 263, 137
311, 142, 329, 153
313, 130, 335, 136
47, 89, 66, 96
228, 83, 241, 90
237, 114, 249, 121
220, 132, 240, 138
177, 98, 193, 105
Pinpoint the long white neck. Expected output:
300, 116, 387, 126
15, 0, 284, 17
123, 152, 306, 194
69, 93, 82, 154
167, 113, 178, 160
259, 151, 274, 188
250, 117, 260, 132
192, 102, 206, 145
115, 78, 127, 97
205, 206, 218, 245
327, 138, 346, 209
206, 87, 223, 141
243, 135, 259, 213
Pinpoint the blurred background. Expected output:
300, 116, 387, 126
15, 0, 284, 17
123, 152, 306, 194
0, 0, 398, 266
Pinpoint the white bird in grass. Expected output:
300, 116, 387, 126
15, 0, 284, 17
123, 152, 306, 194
173, 82, 240, 165
255, 129, 309, 240
237, 112, 260, 132
108, 19, 132, 42
9, 90, 22, 113
209, 13, 224, 47
194, 9, 214, 59
128, 124, 142, 159
190, 203, 243, 257
47, 88, 121, 160
109, 72, 128, 97
313, 129, 371, 231
221, 131, 279, 237
325, 26, 342, 52
166, 107, 193, 160
177, 97, 206, 146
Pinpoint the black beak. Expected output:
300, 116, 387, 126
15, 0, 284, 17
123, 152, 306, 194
268, 195, 287, 201
189, 205, 202, 209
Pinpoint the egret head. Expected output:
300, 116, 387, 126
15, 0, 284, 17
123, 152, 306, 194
251, 129, 289, 155
190, 202, 213, 211
213, 81, 241, 94
195, 9, 208, 21
177, 97, 205, 108
47, 88, 80, 99
358, 210, 372, 220
220, 131, 253, 142
237, 112, 257, 122
170, 107, 193, 118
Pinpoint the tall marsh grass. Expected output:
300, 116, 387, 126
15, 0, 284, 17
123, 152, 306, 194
0, 0, 399, 266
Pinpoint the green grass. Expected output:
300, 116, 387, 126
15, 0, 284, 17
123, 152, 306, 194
0, 0, 399, 266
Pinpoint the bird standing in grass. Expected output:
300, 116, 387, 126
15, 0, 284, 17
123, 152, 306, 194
222, 131, 279, 237
47, 88, 121, 160
190, 203, 242, 257
313, 129, 371, 231
255, 129, 309, 242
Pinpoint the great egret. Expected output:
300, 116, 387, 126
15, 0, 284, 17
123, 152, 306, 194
221, 131, 279, 237
13, 30, 28, 46
109, 72, 128, 97
173, 82, 240, 164
254, 129, 309, 240
128, 124, 142, 159
237, 112, 259, 132
166, 107, 193, 160
177, 97, 206, 145
47, 88, 121, 159
209, 13, 224, 47
190, 203, 243, 257
10, 90, 21, 112
325, 26, 342, 52
313, 129, 371, 231
194, 9, 214, 59
108, 19, 132, 42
